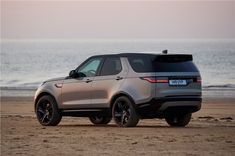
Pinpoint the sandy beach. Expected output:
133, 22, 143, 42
1, 96, 235, 156
1, 97, 235, 156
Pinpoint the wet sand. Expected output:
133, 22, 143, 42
1, 96, 235, 156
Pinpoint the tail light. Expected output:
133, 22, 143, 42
197, 77, 202, 83
140, 77, 168, 83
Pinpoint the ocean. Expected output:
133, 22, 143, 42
1, 39, 235, 97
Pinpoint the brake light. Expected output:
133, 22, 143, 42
141, 77, 168, 83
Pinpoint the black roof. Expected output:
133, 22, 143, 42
91, 52, 192, 58
89, 52, 193, 62
91, 52, 160, 58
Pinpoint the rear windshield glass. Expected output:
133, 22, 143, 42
128, 55, 199, 72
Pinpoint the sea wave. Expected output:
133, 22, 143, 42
0, 82, 41, 90
203, 84, 235, 90
0, 86, 38, 90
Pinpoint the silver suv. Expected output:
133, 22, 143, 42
34, 53, 202, 127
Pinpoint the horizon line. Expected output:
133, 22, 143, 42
1, 38, 235, 42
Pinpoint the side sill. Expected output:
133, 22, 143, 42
61, 108, 111, 117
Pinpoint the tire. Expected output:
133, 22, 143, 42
89, 116, 112, 125
165, 113, 192, 127
35, 95, 62, 126
112, 96, 139, 127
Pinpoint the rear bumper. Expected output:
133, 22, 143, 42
136, 96, 202, 118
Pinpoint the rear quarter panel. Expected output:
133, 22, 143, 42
118, 58, 156, 104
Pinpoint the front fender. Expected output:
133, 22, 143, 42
34, 82, 62, 108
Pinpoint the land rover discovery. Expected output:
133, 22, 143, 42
34, 52, 202, 127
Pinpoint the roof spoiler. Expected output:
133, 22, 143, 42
155, 54, 193, 62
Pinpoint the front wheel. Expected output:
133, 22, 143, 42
112, 96, 139, 127
89, 116, 112, 125
36, 95, 62, 126
165, 113, 192, 127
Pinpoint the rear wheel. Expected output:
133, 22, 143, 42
112, 96, 139, 127
165, 113, 192, 127
36, 95, 62, 126
89, 116, 112, 125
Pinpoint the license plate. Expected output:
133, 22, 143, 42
169, 80, 187, 86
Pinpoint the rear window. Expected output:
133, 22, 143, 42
128, 55, 199, 72
100, 57, 122, 76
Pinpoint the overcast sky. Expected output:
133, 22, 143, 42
1, 0, 235, 39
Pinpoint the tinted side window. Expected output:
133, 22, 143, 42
128, 56, 153, 72
100, 57, 122, 76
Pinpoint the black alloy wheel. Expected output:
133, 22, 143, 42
112, 96, 139, 127
165, 113, 192, 127
36, 95, 62, 126
89, 116, 112, 125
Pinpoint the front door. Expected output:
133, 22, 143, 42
61, 57, 103, 109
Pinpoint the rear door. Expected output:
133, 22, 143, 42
91, 56, 126, 107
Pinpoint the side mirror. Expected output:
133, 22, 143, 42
69, 70, 86, 78
69, 70, 76, 78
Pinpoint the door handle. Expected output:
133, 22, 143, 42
116, 76, 123, 81
86, 79, 92, 83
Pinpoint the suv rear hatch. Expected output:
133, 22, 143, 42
152, 55, 201, 98
129, 54, 201, 98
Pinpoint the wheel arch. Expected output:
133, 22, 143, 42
34, 92, 57, 111
109, 91, 136, 110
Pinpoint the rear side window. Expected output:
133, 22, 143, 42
128, 55, 199, 72
100, 57, 122, 76
128, 56, 153, 72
